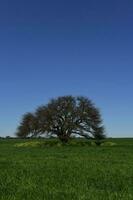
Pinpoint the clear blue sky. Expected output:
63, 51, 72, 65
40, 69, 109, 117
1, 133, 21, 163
0, 0, 133, 137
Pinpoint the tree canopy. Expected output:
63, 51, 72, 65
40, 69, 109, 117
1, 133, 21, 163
16, 96, 105, 142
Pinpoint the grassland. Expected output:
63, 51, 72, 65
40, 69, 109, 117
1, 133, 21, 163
0, 138, 133, 200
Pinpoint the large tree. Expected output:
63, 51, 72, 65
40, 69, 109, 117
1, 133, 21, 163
16, 96, 105, 142
36, 96, 105, 142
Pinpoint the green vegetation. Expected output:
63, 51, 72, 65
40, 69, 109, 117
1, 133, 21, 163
0, 138, 133, 200
16, 96, 105, 143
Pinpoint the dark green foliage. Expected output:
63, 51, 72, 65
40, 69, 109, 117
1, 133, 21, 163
16, 113, 41, 138
16, 96, 105, 143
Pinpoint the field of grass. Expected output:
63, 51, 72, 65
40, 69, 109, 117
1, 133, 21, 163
0, 138, 133, 200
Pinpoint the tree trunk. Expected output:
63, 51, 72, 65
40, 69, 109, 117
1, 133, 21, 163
58, 134, 69, 143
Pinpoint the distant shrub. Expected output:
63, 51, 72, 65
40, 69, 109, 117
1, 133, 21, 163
90, 141, 97, 146
14, 140, 63, 148
101, 141, 117, 146
14, 141, 42, 148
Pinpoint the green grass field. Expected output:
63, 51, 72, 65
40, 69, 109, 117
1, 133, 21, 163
0, 138, 133, 200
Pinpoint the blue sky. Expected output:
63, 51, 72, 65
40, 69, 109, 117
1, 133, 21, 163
0, 0, 133, 137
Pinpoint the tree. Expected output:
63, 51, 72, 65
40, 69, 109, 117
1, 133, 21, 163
16, 112, 40, 138
36, 96, 105, 143
16, 96, 106, 143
